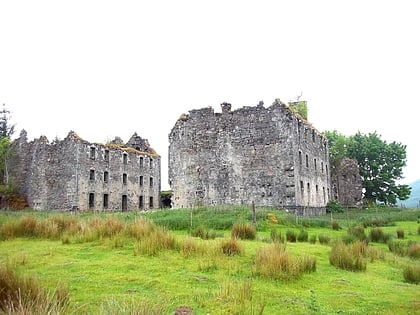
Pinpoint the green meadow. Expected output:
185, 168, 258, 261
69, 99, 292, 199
0, 206, 419, 314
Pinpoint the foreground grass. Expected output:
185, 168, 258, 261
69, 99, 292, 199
0, 207, 419, 314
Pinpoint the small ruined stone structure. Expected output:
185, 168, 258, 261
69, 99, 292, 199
168, 100, 331, 214
9, 130, 161, 211
331, 157, 363, 207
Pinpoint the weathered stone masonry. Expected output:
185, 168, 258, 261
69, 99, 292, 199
168, 100, 331, 215
9, 130, 161, 211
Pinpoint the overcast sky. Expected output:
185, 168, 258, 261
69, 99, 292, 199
1, 1, 419, 190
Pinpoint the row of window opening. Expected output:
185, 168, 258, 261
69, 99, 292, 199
90, 148, 154, 168
89, 193, 154, 210
89, 170, 154, 186
298, 151, 328, 175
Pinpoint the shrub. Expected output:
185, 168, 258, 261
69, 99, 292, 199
221, 238, 244, 256
326, 200, 344, 213
286, 230, 297, 242
403, 264, 420, 284
266, 213, 279, 224
231, 223, 256, 240
396, 228, 405, 239
297, 229, 308, 242
329, 241, 367, 272
418, 225, 420, 235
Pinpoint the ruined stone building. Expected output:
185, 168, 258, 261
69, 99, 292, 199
331, 157, 363, 208
168, 100, 331, 215
9, 130, 161, 211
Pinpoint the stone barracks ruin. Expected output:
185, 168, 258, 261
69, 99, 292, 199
169, 100, 332, 215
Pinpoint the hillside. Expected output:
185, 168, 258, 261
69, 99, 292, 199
398, 179, 420, 208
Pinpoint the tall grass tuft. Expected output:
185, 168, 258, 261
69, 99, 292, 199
369, 227, 391, 243
127, 216, 157, 240
388, 240, 408, 257
100, 296, 168, 314
403, 264, 420, 284
329, 241, 367, 272
270, 228, 284, 243
0, 264, 70, 314
396, 228, 405, 239
331, 219, 341, 230
217, 279, 265, 314
345, 225, 368, 244
407, 242, 420, 259
297, 229, 309, 242
286, 230, 297, 242
318, 233, 331, 245
221, 237, 244, 256
133, 226, 177, 256
254, 243, 316, 280
191, 225, 216, 240
231, 223, 256, 240
180, 237, 204, 257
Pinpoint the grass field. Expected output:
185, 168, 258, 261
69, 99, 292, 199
0, 206, 419, 314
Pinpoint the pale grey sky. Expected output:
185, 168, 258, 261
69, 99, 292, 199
1, 0, 418, 190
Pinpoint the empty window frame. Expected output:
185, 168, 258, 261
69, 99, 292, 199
89, 169, 95, 181
123, 153, 128, 164
149, 177, 153, 187
104, 150, 110, 162
139, 176, 143, 186
122, 195, 128, 211
149, 196, 154, 208
305, 154, 309, 167
89, 193, 95, 209
103, 194, 109, 209
139, 157, 144, 167
139, 195, 144, 209
299, 151, 302, 165
123, 173, 127, 185
104, 171, 109, 183
149, 158, 153, 169
314, 158, 317, 170
90, 147, 96, 160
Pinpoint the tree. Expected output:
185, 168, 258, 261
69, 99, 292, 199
347, 132, 410, 205
323, 130, 351, 170
0, 104, 15, 184
324, 130, 411, 206
0, 104, 15, 138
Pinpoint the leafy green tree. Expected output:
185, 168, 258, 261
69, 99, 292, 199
0, 104, 15, 184
324, 130, 411, 205
347, 132, 410, 205
323, 130, 351, 170
0, 104, 15, 138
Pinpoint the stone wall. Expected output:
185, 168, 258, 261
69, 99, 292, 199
331, 157, 363, 208
9, 130, 161, 211
168, 100, 331, 214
